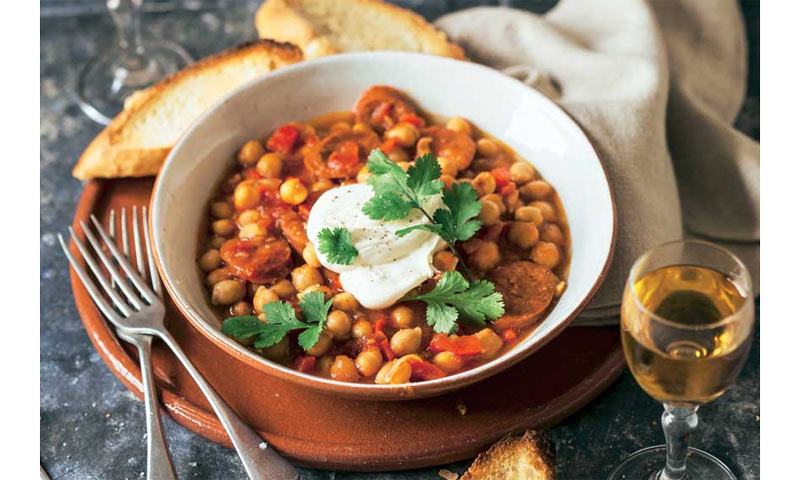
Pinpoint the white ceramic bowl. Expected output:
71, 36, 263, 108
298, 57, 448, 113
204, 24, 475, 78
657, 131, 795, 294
151, 52, 616, 400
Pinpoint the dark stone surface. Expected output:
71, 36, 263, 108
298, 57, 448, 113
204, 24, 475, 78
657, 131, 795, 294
40, 2, 760, 479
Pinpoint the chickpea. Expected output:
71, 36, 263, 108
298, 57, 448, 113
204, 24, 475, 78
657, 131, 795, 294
446, 116, 473, 137
396, 161, 412, 172
305, 330, 333, 357
432, 351, 463, 374
298, 285, 333, 301
433, 250, 459, 272
530, 201, 557, 222
233, 181, 260, 210
416, 136, 433, 156
332, 292, 359, 312
210, 235, 227, 249
438, 157, 458, 177
238, 209, 260, 226
520, 180, 553, 201
352, 122, 373, 135
239, 223, 266, 240
385, 123, 420, 148
355, 348, 383, 377
467, 240, 501, 271
515, 205, 544, 226
476, 328, 504, 361
510, 162, 536, 184
259, 336, 290, 362
206, 267, 231, 286
330, 355, 359, 382
212, 279, 245, 305
230, 300, 252, 317
291, 264, 323, 291
330, 121, 352, 133
356, 165, 371, 183
503, 186, 520, 210
237, 140, 265, 166
280, 178, 308, 205
316, 355, 334, 377
253, 285, 279, 313
212, 218, 235, 236
390, 328, 422, 356
326, 310, 352, 339
302, 243, 321, 267
270, 279, 296, 299
210, 201, 234, 219
391, 305, 417, 329
540, 223, 565, 245
256, 152, 283, 178
472, 171, 497, 197
507, 221, 540, 249
199, 249, 221, 272
483, 193, 507, 213
375, 357, 413, 384
476, 138, 499, 157
440, 174, 456, 189
387, 148, 410, 164
532, 241, 561, 269
478, 197, 502, 226
352, 319, 372, 338
309, 179, 335, 194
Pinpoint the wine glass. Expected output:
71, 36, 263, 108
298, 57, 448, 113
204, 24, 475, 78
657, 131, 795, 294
77, 0, 193, 125
608, 240, 755, 480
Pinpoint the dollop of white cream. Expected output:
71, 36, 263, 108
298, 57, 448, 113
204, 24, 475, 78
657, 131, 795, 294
306, 183, 446, 309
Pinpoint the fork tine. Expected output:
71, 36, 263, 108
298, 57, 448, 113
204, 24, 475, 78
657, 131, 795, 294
108, 210, 116, 290
68, 227, 132, 316
89, 214, 156, 303
142, 206, 163, 298
80, 220, 145, 310
132, 206, 146, 279
59, 234, 124, 323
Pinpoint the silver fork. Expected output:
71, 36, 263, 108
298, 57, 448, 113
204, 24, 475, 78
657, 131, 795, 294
59, 209, 299, 480
107, 207, 177, 480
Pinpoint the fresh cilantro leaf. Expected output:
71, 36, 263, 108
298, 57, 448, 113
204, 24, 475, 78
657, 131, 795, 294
362, 193, 414, 221
363, 149, 444, 221
221, 292, 333, 351
403, 271, 505, 334
317, 227, 359, 265
396, 182, 482, 242
406, 153, 443, 198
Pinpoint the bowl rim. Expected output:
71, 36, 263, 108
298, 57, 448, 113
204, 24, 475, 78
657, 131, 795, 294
150, 51, 618, 399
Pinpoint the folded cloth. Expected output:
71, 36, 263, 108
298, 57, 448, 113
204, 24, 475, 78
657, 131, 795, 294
436, 0, 760, 325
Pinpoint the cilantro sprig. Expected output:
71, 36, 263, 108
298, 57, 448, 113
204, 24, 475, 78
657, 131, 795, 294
221, 290, 333, 350
317, 227, 358, 265
403, 271, 505, 334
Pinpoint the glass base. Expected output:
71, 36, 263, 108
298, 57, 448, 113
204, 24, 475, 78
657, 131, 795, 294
77, 40, 193, 125
607, 445, 736, 480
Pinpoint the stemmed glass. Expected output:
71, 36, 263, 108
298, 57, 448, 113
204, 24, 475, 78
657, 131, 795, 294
77, 0, 193, 125
608, 240, 755, 480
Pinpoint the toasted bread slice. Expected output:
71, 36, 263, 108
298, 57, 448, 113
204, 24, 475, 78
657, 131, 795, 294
73, 39, 302, 180
461, 431, 557, 480
254, 0, 465, 60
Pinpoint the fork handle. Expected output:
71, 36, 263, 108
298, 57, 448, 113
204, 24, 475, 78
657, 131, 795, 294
157, 330, 299, 480
135, 335, 178, 480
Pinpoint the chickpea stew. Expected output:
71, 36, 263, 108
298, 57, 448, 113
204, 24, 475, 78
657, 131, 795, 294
199, 86, 570, 384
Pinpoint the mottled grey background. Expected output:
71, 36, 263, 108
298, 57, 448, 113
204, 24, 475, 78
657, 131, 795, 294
40, 1, 760, 479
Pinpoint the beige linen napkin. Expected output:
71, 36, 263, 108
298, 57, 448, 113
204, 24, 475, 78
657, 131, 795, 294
436, 0, 760, 325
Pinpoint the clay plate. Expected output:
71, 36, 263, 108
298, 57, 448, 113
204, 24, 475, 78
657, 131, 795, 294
70, 178, 624, 471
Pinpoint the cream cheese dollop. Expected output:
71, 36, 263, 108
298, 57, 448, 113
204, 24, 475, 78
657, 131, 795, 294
306, 183, 446, 309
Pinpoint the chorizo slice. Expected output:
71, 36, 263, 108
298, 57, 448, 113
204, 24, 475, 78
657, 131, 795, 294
353, 85, 419, 132
303, 130, 380, 179
487, 261, 558, 329
420, 126, 476, 170
273, 207, 308, 253
220, 237, 292, 285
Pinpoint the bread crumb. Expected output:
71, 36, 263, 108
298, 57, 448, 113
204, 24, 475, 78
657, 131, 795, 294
439, 469, 459, 480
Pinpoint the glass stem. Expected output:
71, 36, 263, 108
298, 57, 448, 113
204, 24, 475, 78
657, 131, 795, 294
659, 403, 699, 480
107, 0, 146, 67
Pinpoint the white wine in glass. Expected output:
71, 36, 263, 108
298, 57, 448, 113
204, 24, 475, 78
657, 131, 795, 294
608, 240, 754, 480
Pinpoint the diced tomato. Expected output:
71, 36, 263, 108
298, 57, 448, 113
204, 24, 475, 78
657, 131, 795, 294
374, 317, 387, 335
375, 331, 395, 360
243, 168, 261, 180
267, 125, 300, 154
297, 203, 311, 221
501, 328, 518, 343
500, 183, 517, 200
491, 167, 512, 189
327, 140, 360, 175
399, 113, 425, 128
428, 333, 484, 356
304, 135, 319, 147
408, 358, 446, 381
293, 355, 316, 373
380, 138, 399, 154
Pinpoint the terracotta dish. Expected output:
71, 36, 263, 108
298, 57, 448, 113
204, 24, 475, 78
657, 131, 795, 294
150, 52, 616, 400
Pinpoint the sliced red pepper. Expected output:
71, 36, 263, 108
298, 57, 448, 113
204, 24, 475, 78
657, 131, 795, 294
428, 333, 484, 356
266, 125, 300, 155
374, 317, 387, 335
491, 167, 512, 189
297, 203, 311, 221
326, 140, 360, 176
501, 328, 518, 343
293, 355, 316, 373
408, 358, 446, 381
399, 113, 425, 128
375, 331, 395, 360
